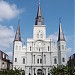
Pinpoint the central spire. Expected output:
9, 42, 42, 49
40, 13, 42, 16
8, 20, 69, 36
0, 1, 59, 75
37, 0, 42, 17
35, 0, 44, 25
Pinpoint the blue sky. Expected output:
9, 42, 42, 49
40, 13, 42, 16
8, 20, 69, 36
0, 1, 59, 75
0, 0, 74, 59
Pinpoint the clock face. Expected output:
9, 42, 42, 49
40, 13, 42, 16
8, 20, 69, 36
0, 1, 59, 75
38, 42, 41, 46
35, 41, 43, 47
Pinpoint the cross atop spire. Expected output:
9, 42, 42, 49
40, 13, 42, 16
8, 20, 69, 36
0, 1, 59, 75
39, 0, 40, 5
35, 0, 44, 25
57, 19, 65, 42
14, 20, 21, 41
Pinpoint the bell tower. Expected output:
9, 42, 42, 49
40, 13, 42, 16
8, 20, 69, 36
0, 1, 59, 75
57, 19, 67, 65
13, 21, 22, 69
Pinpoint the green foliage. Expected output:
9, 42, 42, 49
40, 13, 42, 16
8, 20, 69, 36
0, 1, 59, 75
0, 68, 25, 75
50, 65, 75, 75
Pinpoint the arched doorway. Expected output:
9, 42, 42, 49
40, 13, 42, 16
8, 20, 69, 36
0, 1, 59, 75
37, 69, 42, 75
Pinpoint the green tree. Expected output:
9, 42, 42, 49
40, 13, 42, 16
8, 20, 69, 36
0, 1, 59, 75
0, 68, 24, 75
50, 65, 75, 75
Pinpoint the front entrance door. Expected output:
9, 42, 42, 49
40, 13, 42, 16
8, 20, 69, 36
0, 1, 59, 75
37, 69, 42, 75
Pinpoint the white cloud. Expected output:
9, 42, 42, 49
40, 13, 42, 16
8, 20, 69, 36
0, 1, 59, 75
67, 48, 72, 53
47, 32, 58, 42
6, 51, 13, 60
47, 32, 73, 54
6, 51, 12, 58
47, 32, 72, 43
0, 24, 15, 51
0, 0, 23, 21
0, 24, 25, 59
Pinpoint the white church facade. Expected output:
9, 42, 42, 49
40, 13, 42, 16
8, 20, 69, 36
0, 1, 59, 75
13, 1, 67, 75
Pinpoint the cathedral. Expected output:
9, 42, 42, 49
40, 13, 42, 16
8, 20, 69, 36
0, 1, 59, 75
13, 1, 67, 75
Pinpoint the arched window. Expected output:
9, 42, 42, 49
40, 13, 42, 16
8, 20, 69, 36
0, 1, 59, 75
54, 58, 57, 64
37, 55, 42, 64
19, 46, 21, 50
37, 34, 39, 38
37, 59, 39, 64
39, 48, 40, 51
16, 46, 18, 50
34, 55, 35, 64
48, 46, 49, 51
40, 59, 42, 63
62, 58, 65, 62
40, 34, 43, 38
58, 46, 60, 50
44, 55, 46, 64
62, 45, 64, 50
15, 58, 17, 62
23, 58, 25, 64
30, 46, 31, 51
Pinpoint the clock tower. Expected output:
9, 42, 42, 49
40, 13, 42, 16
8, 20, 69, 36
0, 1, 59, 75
33, 1, 46, 40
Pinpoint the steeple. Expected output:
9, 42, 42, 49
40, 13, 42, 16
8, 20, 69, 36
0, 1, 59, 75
14, 20, 21, 41
35, 0, 44, 25
57, 19, 65, 42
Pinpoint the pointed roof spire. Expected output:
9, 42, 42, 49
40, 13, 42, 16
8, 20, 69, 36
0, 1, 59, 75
57, 18, 65, 42
37, 0, 42, 17
14, 20, 21, 41
35, 0, 44, 25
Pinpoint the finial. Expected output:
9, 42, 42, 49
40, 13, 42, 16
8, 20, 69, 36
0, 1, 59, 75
39, 0, 40, 5
59, 17, 61, 23
18, 19, 20, 25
